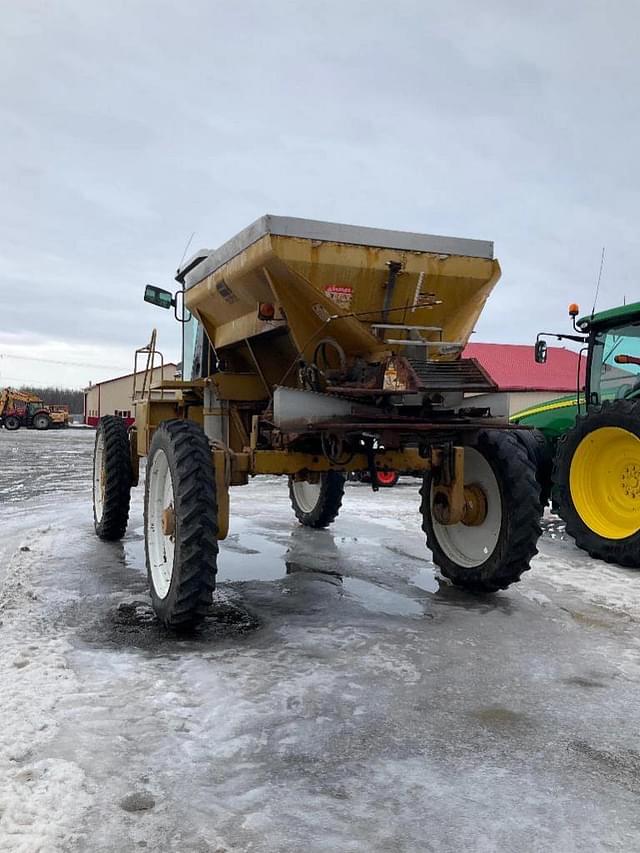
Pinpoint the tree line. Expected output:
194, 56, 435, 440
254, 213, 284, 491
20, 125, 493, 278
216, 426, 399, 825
16, 386, 85, 414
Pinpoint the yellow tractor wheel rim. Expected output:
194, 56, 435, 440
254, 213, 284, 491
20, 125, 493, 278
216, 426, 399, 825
570, 426, 640, 540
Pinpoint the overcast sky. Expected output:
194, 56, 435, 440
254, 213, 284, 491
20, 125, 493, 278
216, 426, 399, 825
1, 0, 638, 388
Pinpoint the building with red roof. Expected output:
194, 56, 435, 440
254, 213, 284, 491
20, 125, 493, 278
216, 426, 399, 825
463, 343, 584, 415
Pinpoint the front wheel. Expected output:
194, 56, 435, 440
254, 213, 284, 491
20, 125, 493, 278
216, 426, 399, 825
553, 399, 640, 566
421, 431, 541, 592
93, 416, 132, 540
33, 413, 50, 430
4, 416, 20, 430
145, 420, 218, 630
289, 472, 345, 528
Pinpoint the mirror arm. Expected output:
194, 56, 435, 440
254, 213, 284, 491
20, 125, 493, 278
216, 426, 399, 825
536, 332, 587, 345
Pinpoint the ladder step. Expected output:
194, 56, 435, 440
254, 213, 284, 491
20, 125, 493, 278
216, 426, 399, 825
385, 339, 463, 348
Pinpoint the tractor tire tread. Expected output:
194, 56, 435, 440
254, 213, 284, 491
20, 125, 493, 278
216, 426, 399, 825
515, 428, 553, 509
289, 471, 346, 528
420, 430, 541, 593
94, 415, 132, 541
145, 419, 218, 630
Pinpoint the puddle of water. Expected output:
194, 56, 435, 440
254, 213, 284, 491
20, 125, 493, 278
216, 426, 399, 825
123, 536, 145, 571
125, 521, 288, 583
471, 706, 529, 728
343, 576, 424, 617
219, 529, 286, 582
563, 676, 607, 689
123, 520, 433, 617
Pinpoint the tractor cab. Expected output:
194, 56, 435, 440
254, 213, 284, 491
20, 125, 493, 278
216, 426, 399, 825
577, 304, 640, 406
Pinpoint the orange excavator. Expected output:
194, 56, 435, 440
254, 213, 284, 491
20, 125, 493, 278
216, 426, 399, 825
0, 388, 69, 431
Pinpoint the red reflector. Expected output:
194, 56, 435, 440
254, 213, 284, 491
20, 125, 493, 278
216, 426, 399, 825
259, 302, 275, 320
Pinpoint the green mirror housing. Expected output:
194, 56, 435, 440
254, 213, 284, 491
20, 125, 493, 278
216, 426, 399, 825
144, 284, 174, 309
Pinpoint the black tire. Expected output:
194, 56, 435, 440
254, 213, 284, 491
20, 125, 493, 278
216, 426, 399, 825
33, 412, 50, 430
289, 472, 345, 528
93, 415, 132, 541
421, 430, 541, 592
4, 415, 20, 430
145, 419, 217, 630
515, 428, 553, 509
553, 399, 640, 567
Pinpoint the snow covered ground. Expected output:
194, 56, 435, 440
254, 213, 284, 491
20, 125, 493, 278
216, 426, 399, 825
1, 429, 640, 852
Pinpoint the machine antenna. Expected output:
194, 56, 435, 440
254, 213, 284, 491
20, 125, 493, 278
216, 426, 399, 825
591, 246, 605, 318
178, 231, 196, 269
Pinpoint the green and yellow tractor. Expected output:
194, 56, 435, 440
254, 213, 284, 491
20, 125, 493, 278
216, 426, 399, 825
512, 301, 640, 567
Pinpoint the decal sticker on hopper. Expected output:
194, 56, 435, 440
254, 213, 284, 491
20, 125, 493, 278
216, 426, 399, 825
324, 285, 353, 309
216, 279, 238, 304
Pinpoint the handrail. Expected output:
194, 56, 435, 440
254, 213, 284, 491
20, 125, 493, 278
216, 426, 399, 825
132, 329, 165, 403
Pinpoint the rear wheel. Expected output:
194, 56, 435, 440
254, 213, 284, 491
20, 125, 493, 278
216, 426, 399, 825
93, 416, 132, 540
553, 399, 640, 566
4, 416, 20, 430
145, 420, 218, 630
289, 472, 345, 528
33, 413, 50, 430
421, 431, 541, 592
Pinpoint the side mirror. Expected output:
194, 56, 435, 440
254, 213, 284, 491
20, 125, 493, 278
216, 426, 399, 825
144, 284, 174, 309
535, 339, 548, 364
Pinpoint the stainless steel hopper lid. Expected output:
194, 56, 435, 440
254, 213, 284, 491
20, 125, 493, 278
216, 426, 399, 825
176, 214, 494, 288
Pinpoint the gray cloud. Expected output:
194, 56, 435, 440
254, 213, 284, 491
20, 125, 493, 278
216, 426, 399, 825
1, 0, 639, 386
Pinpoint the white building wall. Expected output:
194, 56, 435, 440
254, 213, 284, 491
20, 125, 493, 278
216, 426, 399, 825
85, 364, 177, 425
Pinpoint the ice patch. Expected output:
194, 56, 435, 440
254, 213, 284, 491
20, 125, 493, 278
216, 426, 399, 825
0, 540, 90, 852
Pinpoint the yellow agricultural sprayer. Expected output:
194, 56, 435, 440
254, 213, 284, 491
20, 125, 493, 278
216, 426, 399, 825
92, 216, 542, 628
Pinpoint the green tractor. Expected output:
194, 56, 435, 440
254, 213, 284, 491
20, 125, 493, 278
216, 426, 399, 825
512, 301, 640, 567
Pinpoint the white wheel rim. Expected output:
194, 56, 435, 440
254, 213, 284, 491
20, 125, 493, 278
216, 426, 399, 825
93, 431, 105, 522
292, 479, 322, 514
430, 447, 502, 568
146, 449, 176, 599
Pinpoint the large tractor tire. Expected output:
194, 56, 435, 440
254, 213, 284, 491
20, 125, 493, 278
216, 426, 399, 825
553, 399, 640, 567
421, 431, 541, 592
515, 428, 553, 508
289, 472, 346, 528
93, 415, 133, 540
33, 412, 51, 431
145, 419, 218, 630
4, 415, 21, 431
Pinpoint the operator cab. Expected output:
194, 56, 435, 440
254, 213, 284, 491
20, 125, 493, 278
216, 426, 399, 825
588, 320, 640, 404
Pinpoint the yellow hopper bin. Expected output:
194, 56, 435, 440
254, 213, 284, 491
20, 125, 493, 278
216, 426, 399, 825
180, 215, 500, 394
